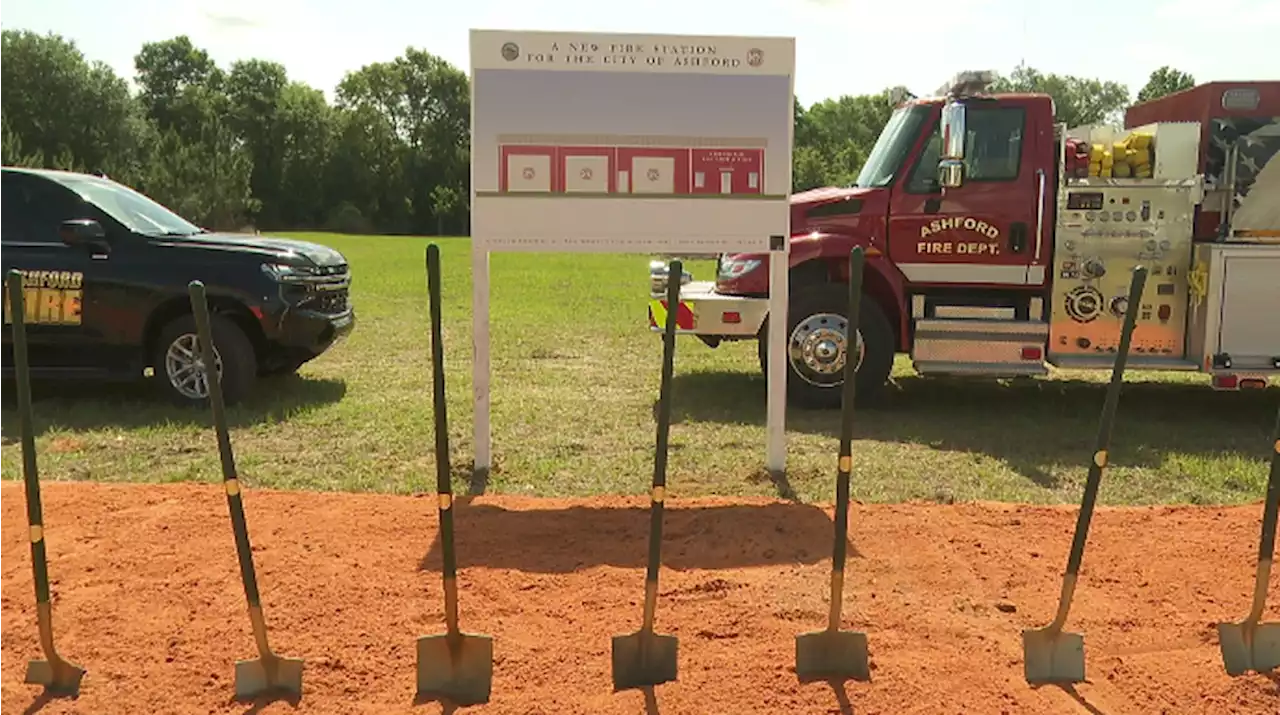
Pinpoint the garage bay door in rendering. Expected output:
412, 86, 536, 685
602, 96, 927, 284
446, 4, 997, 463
499, 135, 767, 198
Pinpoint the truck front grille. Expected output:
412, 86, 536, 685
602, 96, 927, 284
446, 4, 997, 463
291, 268, 351, 314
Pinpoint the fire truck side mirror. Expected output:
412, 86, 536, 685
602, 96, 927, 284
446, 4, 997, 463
938, 100, 967, 189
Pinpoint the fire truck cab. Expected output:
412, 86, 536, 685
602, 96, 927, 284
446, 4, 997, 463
645, 72, 1280, 408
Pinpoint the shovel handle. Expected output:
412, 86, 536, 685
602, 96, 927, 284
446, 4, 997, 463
827, 248, 865, 629
426, 245, 461, 632
7, 272, 53, 609
188, 281, 264, 611
1063, 265, 1146, 581
1247, 404, 1280, 621
642, 259, 681, 628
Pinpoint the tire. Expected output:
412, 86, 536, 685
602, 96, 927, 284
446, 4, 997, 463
151, 313, 257, 407
758, 282, 895, 409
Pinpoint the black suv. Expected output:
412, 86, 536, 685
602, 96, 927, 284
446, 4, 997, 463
1, 167, 355, 405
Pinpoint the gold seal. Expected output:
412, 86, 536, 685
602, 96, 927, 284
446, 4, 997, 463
30, 525, 43, 543
838, 455, 852, 472
225, 479, 241, 496
652, 486, 665, 503
439, 493, 453, 510
1093, 450, 1108, 468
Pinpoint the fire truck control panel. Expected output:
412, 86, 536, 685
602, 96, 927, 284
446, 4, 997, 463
1049, 179, 1201, 361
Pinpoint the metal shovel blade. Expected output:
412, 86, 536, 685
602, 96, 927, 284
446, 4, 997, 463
611, 629, 678, 691
234, 653, 305, 699
795, 629, 869, 682
1022, 626, 1085, 684
416, 632, 494, 706
24, 656, 85, 694
1218, 621, 1280, 676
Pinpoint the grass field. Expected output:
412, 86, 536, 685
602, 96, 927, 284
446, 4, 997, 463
1, 232, 1275, 505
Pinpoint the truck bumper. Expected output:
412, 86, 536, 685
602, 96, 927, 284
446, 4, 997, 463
266, 306, 356, 355
647, 261, 768, 337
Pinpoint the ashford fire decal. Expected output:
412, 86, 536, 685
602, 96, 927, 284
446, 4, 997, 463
918, 216, 1003, 256
2, 270, 84, 325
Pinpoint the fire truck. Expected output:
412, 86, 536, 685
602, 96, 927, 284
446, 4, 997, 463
645, 72, 1280, 408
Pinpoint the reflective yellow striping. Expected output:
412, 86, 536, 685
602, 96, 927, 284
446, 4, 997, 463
649, 299, 668, 328
652, 486, 666, 503
30, 525, 43, 543
225, 479, 241, 496
1094, 450, 1108, 468
439, 493, 453, 510
838, 456, 852, 472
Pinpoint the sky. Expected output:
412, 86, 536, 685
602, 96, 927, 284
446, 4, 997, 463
3, 0, 1279, 106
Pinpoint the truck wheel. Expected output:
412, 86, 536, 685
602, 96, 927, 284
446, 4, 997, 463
758, 283, 894, 409
152, 313, 257, 407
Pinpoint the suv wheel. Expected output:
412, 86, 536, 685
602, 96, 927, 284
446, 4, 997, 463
152, 314, 257, 406
758, 282, 894, 409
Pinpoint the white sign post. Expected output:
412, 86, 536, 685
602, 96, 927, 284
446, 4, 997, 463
469, 29, 795, 478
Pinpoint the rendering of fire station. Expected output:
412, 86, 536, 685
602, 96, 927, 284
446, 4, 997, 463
497, 133, 770, 197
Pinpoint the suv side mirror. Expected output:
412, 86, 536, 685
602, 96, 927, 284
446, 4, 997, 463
937, 100, 967, 189
60, 219, 108, 251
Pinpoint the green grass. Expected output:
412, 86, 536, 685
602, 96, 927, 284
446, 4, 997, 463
1, 233, 1275, 506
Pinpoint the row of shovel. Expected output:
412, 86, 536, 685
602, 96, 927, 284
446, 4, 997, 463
6, 249, 1277, 708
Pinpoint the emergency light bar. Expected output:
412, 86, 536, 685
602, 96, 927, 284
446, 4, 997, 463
936, 70, 995, 98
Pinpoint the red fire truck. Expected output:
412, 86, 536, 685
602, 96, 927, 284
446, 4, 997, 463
646, 72, 1280, 408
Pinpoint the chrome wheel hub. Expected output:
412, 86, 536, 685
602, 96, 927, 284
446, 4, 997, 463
788, 312, 865, 387
164, 333, 222, 400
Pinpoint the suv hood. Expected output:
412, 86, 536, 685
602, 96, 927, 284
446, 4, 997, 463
162, 232, 347, 268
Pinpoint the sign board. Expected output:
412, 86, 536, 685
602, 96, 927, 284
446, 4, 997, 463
469, 29, 795, 474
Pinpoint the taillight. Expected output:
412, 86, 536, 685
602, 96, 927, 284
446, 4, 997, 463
1020, 346, 1043, 360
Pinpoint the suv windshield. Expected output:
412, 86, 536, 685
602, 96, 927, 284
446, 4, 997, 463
851, 104, 931, 188
60, 176, 204, 237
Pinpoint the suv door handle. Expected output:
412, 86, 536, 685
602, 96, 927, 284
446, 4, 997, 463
1009, 222, 1028, 253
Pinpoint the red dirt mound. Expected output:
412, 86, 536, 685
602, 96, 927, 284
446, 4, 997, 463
2, 482, 1278, 714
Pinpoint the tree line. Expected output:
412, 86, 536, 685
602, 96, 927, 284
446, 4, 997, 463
1, 30, 1197, 236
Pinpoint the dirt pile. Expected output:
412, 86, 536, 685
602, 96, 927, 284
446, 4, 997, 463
2, 482, 1277, 714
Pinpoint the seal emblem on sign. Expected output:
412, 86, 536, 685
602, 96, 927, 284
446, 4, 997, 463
747, 48, 764, 67
580, 167, 593, 180
522, 167, 535, 180
647, 168, 661, 182
501, 42, 519, 61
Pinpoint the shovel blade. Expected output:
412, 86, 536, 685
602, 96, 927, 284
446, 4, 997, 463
795, 629, 870, 682
1022, 627, 1085, 684
234, 654, 305, 699
416, 632, 494, 706
24, 657, 85, 695
1218, 621, 1280, 676
610, 629, 678, 691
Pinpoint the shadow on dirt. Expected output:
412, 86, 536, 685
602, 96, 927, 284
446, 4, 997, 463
419, 501, 854, 574
232, 689, 302, 715
666, 369, 1277, 489
0, 374, 346, 439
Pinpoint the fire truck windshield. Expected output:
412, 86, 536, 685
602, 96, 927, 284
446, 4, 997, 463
851, 104, 930, 188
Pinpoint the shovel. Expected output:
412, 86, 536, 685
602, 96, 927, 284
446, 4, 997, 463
415, 244, 494, 706
1217, 403, 1280, 675
7, 270, 86, 695
796, 247, 871, 683
187, 281, 304, 699
611, 258, 683, 691
1023, 265, 1147, 685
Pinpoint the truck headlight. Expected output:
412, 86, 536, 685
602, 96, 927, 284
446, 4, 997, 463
262, 262, 319, 282
718, 257, 763, 280
649, 260, 693, 296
